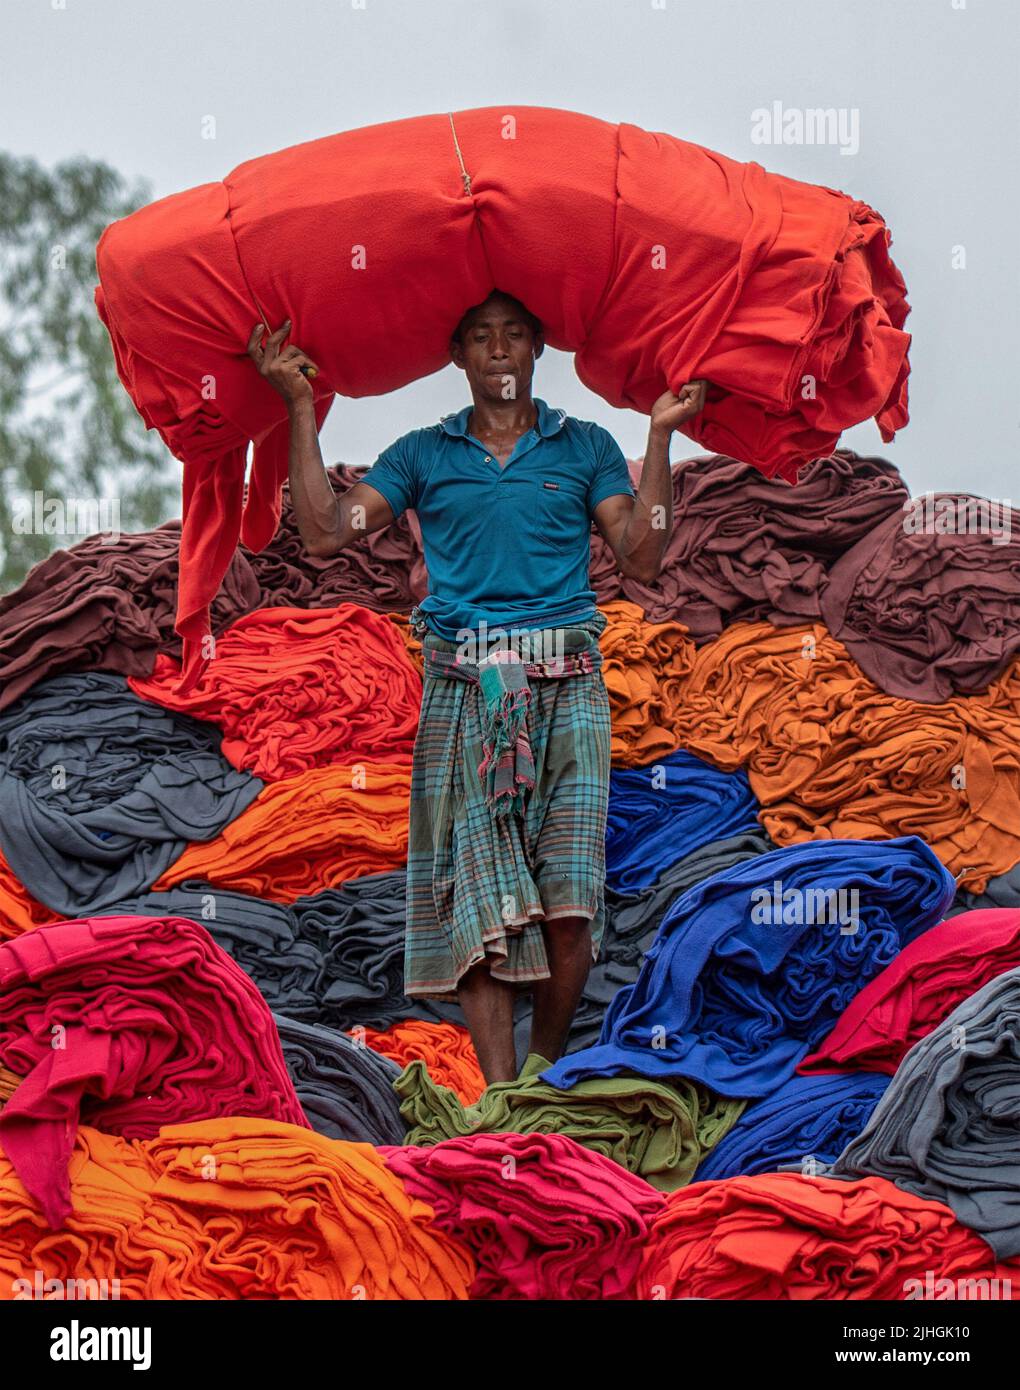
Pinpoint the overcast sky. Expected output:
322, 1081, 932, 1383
3, 0, 1017, 498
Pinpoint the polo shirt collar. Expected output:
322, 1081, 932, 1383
440, 397, 566, 439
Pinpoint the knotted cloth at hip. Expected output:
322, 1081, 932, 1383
410, 606, 607, 819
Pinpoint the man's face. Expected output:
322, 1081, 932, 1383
450, 296, 543, 403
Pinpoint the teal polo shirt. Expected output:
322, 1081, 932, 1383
360, 398, 636, 640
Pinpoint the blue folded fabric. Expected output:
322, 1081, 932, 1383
693, 1071, 890, 1180
605, 750, 760, 892
541, 836, 955, 1096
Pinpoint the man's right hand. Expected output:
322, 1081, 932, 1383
247, 319, 320, 409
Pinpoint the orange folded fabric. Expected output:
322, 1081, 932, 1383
152, 762, 411, 901
637, 1172, 1020, 1301
598, 601, 695, 767
387, 612, 424, 678
667, 621, 1020, 892
0, 1066, 19, 1107
137, 1117, 473, 1300
356, 1022, 486, 1105
0, 1127, 153, 1302
0, 849, 61, 942
127, 605, 421, 781
0, 1118, 474, 1300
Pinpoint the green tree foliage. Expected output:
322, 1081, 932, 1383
0, 151, 178, 592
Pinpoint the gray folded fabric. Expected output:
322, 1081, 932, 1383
0, 673, 262, 915
949, 864, 1020, 917
272, 1013, 406, 1144
827, 966, 1020, 1259
101, 873, 470, 1031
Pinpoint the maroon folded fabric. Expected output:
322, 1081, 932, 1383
593, 449, 909, 636
820, 493, 1020, 701
381, 1131, 664, 1300
0, 522, 261, 712
0, 914, 308, 1228
799, 908, 1020, 1076
242, 465, 427, 614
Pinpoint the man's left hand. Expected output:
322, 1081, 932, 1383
650, 380, 708, 435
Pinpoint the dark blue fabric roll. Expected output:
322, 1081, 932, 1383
541, 836, 955, 1096
605, 750, 760, 892
693, 1071, 890, 1180
272, 1013, 406, 1144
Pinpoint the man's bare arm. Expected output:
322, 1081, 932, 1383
248, 319, 395, 557
593, 381, 707, 584
286, 398, 395, 557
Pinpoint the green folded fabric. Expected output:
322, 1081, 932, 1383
395, 1053, 746, 1191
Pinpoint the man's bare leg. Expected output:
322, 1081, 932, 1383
457, 960, 517, 1084
527, 916, 592, 1063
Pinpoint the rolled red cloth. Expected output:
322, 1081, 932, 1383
128, 604, 421, 780
93, 106, 910, 687
799, 908, 1020, 1076
637, 1172, 1020, 1300
381, 1130, 664, 1300
0, 915, 308, 1227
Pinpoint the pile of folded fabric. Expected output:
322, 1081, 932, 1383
1, 441, 1019, 1301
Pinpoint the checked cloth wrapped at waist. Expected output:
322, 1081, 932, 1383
409, 606, 605, 819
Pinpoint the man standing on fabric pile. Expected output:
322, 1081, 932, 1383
248, 293, 706, 1083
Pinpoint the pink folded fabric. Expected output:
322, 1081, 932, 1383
0, 915, 308, 1227
799, 908, 1020, 1075
381, 1131, 664, 1300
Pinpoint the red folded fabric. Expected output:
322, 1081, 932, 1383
381, 1131, 664, 1300
356, 1021, 486, 1105
128, 604, 421, 780
799, 908, 1020, 1075
0, 915, 308, 1228
94, 106, 909, 687
637, 1172, 1020, 1300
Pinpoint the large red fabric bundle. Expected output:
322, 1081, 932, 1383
94, 106, 910, 687
0, 915, 308, 1227
799, 908, 1020, 1075
127, 604, 421, 780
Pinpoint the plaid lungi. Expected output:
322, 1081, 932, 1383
404, 610, 612, 999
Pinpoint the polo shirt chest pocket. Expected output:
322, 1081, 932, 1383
530, 478, 582, 553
